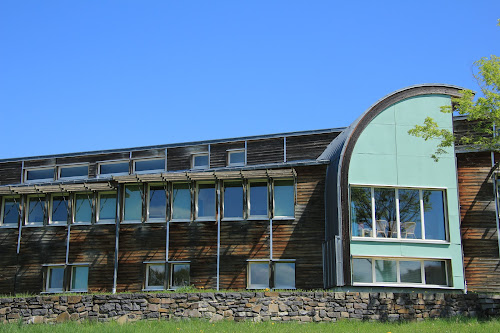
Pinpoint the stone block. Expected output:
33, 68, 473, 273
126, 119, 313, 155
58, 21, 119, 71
268, 304, 279, 313
56, 312, 70, 323
68, 296, 82, 304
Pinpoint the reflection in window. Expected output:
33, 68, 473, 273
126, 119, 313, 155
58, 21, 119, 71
146, 264, 165, 290
398, 189, 422, 239
172, 183, 191, 220
274, 262, 295, 289
60, 165, 88, 179
27, 195, 45, 225
424, 260, 448, 285
249, 182, 268, 217
71, 266, 89, 291
47, 267, 64, 292
375, 259, 397, 283
248, 262, 269, 289
74, 193, 92, 223
423, 190, 446, 240
197, 183, 215, 219
100, 162, 129, 175
2, 197, 19, 226
228, 150, 245, 166
26, 168, 54, 182
274, 180, 294, 217
148, 186, 166, 221
351, 187, 372, 237
400, 261, 422, 283
192, 154, 209, 169
374, 188, 396, 238
50, 195, 68, 224
124, 185, 142, 221
135, 159, 165, 172
171, 264, 190, 288
223, 181, 243, 218
98, 192, 116, 222
352, 258, 372, 283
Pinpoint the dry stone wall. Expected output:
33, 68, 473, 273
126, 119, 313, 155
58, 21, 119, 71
1, 291, 499, 324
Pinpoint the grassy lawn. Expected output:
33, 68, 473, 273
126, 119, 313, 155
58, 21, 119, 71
1, 318, 500, 333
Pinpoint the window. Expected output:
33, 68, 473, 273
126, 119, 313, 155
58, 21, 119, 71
196, 183, 215, 220
146, 264, 166, 290
274, 262, 296, 289
148, 185, 167, 222
192, 153, 209, 170
46, 266, 65, 292
49, 194, 69, 225
70, 266, 89, 292
25, 168, 55, 182
350, 186, 447, 241
124, 185, 143, 222
172, 183, 191, 220
97, 191, 116, 223
99, 161, 129, 176
249, 181, 268, 218
1, 196, 20, 227
26, 195, 45, 226
223, 181, 244, 219
144, 263, 190, 290
171, 263, 190, 289
352, 257, 450, 287
134, 159, 165, 173
73, 193, 93, 224
273, 180, 294, 218
227, 149, 245, 166
59, 165, 88, 179
247, 261, 296, 289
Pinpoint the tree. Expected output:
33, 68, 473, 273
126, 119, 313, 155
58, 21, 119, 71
408, 20, 500, 161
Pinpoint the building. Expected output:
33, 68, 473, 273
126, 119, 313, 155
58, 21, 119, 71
1, 83, 489, 295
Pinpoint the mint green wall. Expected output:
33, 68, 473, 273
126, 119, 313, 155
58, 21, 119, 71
348, 95, 464, 289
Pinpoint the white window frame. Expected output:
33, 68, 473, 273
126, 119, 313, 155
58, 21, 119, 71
171, 182, 192, 222
133, 158, 166, 174
247, 180, 269, 220
222, 181, 244, 221
45, 265, 65, 293
98, 160, 130, 177
24, 167, 55, 183
49, 193, 69, 225
144, 263, 166, 291
351, 256, 451, 288
122, 184, 143, 223
191, 153, 209, 170
195, 182, 216, 221
72, 192, 93, 225
227, 149, 246, 167
70, 265, 89, 292
170, 262, 190, 290
272, 178, 295, 220
0, 196, 20, 228
147, 183, 167, 223
57, 164, 89, 180
273, 260, 296, 290
25, 194, 46, 226
349, 185, 449, 243
247, 260, 270, 289
96, 191, 117, 224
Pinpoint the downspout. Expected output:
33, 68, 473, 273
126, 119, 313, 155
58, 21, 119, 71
112, 184, 122, 294
216, 180, 221, 291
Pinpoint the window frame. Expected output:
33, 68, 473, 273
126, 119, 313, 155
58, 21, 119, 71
133, 158, 166, 174
98, 160, 130, 177
96, 191, 117, 224
144, 263, 167, 291
227, 149, 246, 167
272, 178, 295, 220
24, 167, 55, 183
146, 183, 168, 223
170, 262, 191, 290
0, 196, 20, 228
48, 193, 69, 225
25, 194, 46, 226
72, 192, 94, 225
171, 182, 192, 222
247, 260, 297, 290
57, 164, 89, 180
247, 180, 269, 220
45, 265, 66, 293
195, 181, 216, 221
222, 180, 244, 221
70, 265, 89, 292
143, 261, 191, 291
349, 185, 449, 242
122, 184, 144, 223
191, 153, 209, 170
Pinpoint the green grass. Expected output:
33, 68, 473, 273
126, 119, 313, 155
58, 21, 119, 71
1, 318, 500, 333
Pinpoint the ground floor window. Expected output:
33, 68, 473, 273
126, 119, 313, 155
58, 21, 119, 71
144, 262, 190, 290
46, 266, 65, 293
45, 264, 89, 293
70, 266, 89, 292
247, 260, 296, 289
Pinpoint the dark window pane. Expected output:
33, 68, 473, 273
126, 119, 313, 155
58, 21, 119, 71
26, 168, 54, 181
374, 188, 396, 238
2, 198, 19, 226
48, 268, 64, 291
172, 184, 191, 220
351, 187, 372, 237
100, 162, 129, 175
148, 265, 165, 288
352, 258, 372, 283
250, 182, 268, 216
229, 151, 245, 165
135, 159, 165, 172
99, 193, 116, 221
71, 266, 89, 291
172, 264, 190, 288
124, 185, 142, 221
193, 155, 209, 169
400, 261, 422, 283
28, 197, 45, 224
375, 260, 397, 283
60, 165, 88, 178
51, 196, 68, 223
423, 190, 446, 240
399, 189, 422, 239
224, 182, 243, 218
249, 262, 269, 288
149, 186, 166, 220
274, 262, 295, 289
424, 261, 448, 285
274, 180, 294, 217
74, 194, 92, 223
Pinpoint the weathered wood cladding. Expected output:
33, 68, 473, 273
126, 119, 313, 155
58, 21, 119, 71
24, 158, 56, 168
247, 138, 284, 166
131, 149, 165, 159
457, 152, 500, 292
210, 142, 245, 168
167, 145, 208, 172
286, 133, 339, 161
0, 161, 22, 185
0, 229, 18, 294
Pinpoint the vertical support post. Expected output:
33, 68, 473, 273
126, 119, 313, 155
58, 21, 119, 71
283, 137, 287, 163
16, 195, 24, 254
112, 184, 122, 294
492, 151, 500, 257
208, 144, 211, 169
65, 192, 72, 265
216, 180, 221, 291
65, 225, 71, 265
244, 141, 248, 165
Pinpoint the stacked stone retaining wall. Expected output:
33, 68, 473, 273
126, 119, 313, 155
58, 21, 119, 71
1, 291, 499, 324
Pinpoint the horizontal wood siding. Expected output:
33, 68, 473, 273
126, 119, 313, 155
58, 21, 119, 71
68, 225, 115, 293
131, 149, 166, 159
167, 146, 208, 172
210, 142, 245, 168
247, 138, 284, 166
286, 133, 339, 161
24, 158, 56, 168
0, 161, 22, 185
0, 229, 18, 294
169, 222, 217, 289
458, 152, 500, 292
116, 224, 166, 292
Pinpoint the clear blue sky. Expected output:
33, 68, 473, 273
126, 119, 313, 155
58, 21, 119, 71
1, 1, 499, 159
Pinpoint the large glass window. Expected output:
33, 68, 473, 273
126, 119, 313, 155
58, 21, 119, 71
134, 159, 165, 173
146, 264, 166, 290
99, 162, 129, 175
350, 186, 447, 241
424, 260, 448, 286
249, 182, 268, 217
74, 193, 93, 224
50, 194, 69, 224
97, 192, 116, 223
374, 259, 397, 283
148, 185, 167, 222
171, 264, 190, 288
172, 183, 191, 220
196, 183, 215, 219
223, 181, 244, 219
70, 266, 89, 292
124, 185, 143, 222
352, 258, 372, 283
1, 197, 20, 227
248, 262, 269, 289
26, 195, 45, 225
274, 262, 295, 289
46, 267, 64, 292
59, 165, 88, 179
25, 168, 55, 182
274, 180, 294, 217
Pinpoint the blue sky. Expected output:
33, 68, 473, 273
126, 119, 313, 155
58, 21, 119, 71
1, 1, 499, 159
